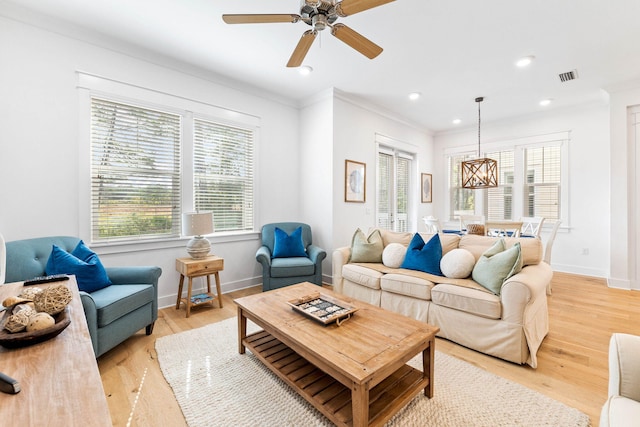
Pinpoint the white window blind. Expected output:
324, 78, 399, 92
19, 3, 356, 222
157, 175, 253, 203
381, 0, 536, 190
485, 150, 514, 220
449, 152, 476, 220
525, 145, 561, 219
90, 98, 182, 242
193, 118, 254, 232
377, 152, 392, 229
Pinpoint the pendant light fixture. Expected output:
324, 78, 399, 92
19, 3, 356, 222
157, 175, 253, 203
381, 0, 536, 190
461, 97, 498, 189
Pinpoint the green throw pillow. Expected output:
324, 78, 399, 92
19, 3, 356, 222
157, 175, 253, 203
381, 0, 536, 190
349, 228, 384, 263
472, 239, 522, 295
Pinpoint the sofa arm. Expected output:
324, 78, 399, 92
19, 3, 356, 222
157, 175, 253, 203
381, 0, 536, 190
80, 291, 99, 356
608, 333, 640, 401
501, 263, 552, 324
307, 244, 327, 264
106, 266, 162, 286
255, 246, 272, 267
331, 246, 351, 294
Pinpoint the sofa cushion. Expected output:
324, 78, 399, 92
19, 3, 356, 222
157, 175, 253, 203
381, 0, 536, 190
440, 248, 475, 279
382, 243, 406, 268
459, 234, 542, 266
270, 257, 315, 277
45, 243, 112, 293
431, 283, 502, 319
380, 273, 434, 301
419, 233, 461, 256
349, 229, 383, 263
90, 284, 154, 327
472, 239, 522, 295
342, 263, 383, 290
401, 233, 443, 276
273, 226, 307, 258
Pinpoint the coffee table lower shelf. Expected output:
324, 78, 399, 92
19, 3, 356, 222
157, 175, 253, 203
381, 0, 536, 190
243, 330, 428, 427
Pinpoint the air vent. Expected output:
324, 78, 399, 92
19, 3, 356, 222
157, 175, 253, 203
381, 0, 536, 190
559, 69, 578, 82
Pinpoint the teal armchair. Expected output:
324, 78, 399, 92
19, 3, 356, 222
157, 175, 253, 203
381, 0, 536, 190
4, 236, 161, 357
256, 222, 326, 291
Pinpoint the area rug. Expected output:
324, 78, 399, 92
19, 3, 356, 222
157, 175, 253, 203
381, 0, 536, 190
155, 317, 590, 427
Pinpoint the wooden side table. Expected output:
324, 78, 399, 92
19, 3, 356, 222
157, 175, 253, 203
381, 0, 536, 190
175, 255, 224, 317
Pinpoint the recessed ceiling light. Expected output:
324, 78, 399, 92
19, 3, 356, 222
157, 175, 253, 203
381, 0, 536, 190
452, 118, 462, 125
408, 92, 421, 101
298, 65, 313, 75
516, 56, 535, 68
539, 98, 552, 106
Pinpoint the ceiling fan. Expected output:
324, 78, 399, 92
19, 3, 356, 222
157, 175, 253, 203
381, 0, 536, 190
222, 0, 395, 67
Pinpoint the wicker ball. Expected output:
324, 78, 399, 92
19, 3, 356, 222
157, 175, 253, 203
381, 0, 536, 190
4, 310, 31, 333
19, 287, 44, 300
466, 224, 485, 236
33, 284, 72, 315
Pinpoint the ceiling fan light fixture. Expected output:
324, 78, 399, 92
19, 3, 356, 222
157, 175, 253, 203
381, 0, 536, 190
299, 65, 313, 75
461, 96, 498, 189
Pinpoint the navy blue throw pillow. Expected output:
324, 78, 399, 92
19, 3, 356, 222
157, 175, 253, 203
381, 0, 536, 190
45, 241, 112, 293
400, 233, 443, 276
272, 226, 307, 258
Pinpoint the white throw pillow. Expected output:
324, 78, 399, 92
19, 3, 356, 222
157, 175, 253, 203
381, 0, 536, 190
382, 243, 406, 268
440, 248, 476, 279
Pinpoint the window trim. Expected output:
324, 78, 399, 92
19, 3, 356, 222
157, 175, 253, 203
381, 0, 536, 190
77, 71, 260, 250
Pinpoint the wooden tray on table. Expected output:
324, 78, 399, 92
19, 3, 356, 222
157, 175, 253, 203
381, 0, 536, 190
287, 291, 358, 326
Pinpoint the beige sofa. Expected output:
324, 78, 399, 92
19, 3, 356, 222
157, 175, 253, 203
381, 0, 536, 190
332, 229, 552, 368
600, 333, 640, 427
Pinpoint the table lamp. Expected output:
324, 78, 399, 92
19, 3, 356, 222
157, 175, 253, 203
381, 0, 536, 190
182, 212, 214, 259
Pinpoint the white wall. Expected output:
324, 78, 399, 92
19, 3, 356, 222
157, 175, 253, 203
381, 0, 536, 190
0, 12, 301, 306
331, 94, 434, 251
434, 103, 611, 278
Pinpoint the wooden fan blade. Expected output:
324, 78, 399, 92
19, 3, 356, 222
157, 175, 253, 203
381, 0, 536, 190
331, 24, 383, 59
222, 14, 300, 24
336, 0, 395, 17
287, 30, 317, 67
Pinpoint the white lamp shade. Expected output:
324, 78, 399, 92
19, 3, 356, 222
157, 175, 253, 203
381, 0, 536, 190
182, 212, 214, 237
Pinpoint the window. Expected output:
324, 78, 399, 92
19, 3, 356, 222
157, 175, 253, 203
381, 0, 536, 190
448, 152, 476, 220
90, 98, 182, 242
485, 150, 514, 220
193, 118, 254, 232
524, 145, 561, 219
377, 148, 412, 232
446, 132, 568, 225
85, 86, 258, 244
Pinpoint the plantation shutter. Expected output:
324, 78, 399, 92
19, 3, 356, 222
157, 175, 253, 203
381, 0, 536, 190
485, 150, 514, 220
90, 98, 181, 242
449, 153, 476, 220
377, 152, 392, 229
193, 118, 254, 232
396, 155, 410, 232
524, 146, 561, 219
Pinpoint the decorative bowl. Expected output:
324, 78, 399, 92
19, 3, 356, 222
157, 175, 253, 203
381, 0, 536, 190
0, 305, 71, 349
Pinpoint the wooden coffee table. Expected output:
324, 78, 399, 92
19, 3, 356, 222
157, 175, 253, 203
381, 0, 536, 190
235, 282, 439, 427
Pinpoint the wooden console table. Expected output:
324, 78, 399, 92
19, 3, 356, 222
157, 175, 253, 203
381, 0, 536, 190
0, 276, 111, 426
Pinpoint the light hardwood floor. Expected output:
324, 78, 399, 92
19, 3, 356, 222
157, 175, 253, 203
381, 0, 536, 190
98, 272, 640, 426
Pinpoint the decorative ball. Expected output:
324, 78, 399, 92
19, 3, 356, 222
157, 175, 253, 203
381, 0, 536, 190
26, 312, 55, 332
440, 248, 476, 279
19, 287, 44, 300
33, 284, 72, 315
12, 304, 36, 317
382, 243, 407, 268
2, 296, 31, 307
4, 310, 31, 333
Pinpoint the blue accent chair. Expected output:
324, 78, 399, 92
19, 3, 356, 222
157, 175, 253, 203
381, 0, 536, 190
256, 222, 326, 291
4, 236, 162, 358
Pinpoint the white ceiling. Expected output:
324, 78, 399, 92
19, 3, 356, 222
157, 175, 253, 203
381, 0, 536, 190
6, 0, 640, 132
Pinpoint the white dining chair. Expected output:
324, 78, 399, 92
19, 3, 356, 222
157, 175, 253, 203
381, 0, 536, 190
459, 215, 485, 232
422, 216, 441, 234
520, 216, 545, 238
543, 220, 562, 295
485, 220, 523, 237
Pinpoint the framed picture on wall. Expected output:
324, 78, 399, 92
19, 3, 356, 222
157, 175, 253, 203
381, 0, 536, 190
345, 159, 366, 203
421, 173, 432, 203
